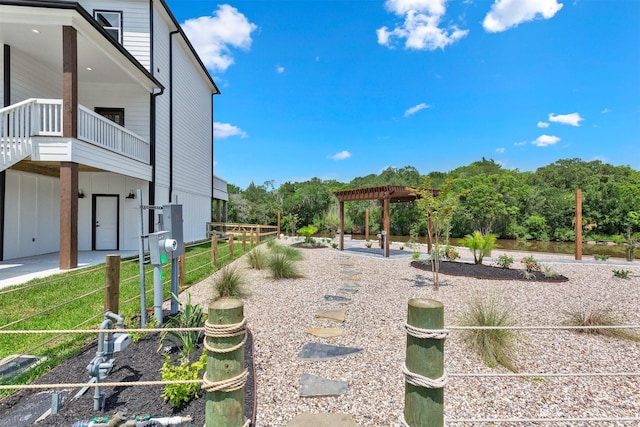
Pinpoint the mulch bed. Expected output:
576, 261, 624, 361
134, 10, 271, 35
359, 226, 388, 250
411, 260, 569, 282
0, 331, 255, 426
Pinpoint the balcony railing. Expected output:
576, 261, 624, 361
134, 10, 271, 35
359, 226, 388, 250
0, 98, 149, 170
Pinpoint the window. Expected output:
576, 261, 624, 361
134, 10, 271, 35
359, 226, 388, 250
94, 10, 122, 43
95, 108, 125, 127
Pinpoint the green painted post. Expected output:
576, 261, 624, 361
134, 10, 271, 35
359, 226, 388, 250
205, 298, 245, 427
404, 298, 445, 426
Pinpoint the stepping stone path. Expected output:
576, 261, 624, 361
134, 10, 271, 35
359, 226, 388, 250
315, 308, 346, 322
299, 373, 349, 397
324, 294, 352, 304
338, 287, 358, 294
297, 343, 363, 361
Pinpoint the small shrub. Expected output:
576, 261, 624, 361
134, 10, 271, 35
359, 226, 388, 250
213, 265, 246, 299
443, 245, 461, 262
412, 251, 420, 260
612, 269, 631, 279
593, 254, 609, 261
161, 353, 206, 408
365, 240, 373, 248
331, 242, 338, 249
270, 243, 304, 261
247, 247, 267, 270
495, 254, 514, 269
520, 255, 541, 273
159, 292, 204, 361
458, 297, 518, 372
268, 253, 303, 279
399, 245, 404, 251
461, 231, 497, 265
297, 225, 318, 244
541, 265, 559, 278
563, 305, 640, 342
520, 269, 536, 280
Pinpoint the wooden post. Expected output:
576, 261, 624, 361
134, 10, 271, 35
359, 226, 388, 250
250, 229, 255, 246
339, 201, 344, 251
404, 298, 444, 426
228, 233, 234, 258
383, 197, 390, 258
242, 231, 246, 251
104, 255, 120, 314
277, 210, 281, 238
256, 226, 261, 244
211, 235, 218, 267
365, 208, 369, 242
205, 298, 246, 427
575, 189, 582, 260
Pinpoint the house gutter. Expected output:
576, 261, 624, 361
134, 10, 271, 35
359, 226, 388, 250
0, 44, 10, 260
169, 29, 179, 203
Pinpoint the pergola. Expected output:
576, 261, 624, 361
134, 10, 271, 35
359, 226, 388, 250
333, 185, 438, 257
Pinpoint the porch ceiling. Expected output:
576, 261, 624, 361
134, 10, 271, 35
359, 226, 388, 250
12, 160, 104, 178
0, 4, 159, 91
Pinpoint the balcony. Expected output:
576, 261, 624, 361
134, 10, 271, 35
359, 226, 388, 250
0, 98, 150, 172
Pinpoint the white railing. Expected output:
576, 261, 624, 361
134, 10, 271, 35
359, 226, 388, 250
78, 105, 149, 163
0, 98, 63, 170
0, 98, 149, 171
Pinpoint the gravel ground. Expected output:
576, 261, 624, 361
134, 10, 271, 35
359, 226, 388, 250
181, 240, 640, 426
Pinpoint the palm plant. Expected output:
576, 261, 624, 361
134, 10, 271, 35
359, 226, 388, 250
458, 296, 518, 372
461, 231, 497, 264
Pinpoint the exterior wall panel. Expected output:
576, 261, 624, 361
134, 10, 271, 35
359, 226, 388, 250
10, 48, 62, 103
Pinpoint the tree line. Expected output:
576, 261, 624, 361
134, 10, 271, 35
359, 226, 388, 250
225, 158, 640, 242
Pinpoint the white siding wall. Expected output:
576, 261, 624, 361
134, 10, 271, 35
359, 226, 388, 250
152, 8, 171, 195
4, 171, 60, 259
79, 0, 151, 69
79, 82, 150, 140
10, 48, 62, 103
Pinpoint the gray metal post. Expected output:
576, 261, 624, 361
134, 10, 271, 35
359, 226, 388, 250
137, 189, 147, 327
170, 257, 179, 315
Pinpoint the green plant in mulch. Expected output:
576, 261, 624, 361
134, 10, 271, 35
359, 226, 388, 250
365, 240, 373, 248
412, 251, 420, 260
158, 292, 204, 361
520, 255, 542, 272
297, 225, 318, 244
458, 296, 519, 372
247, 247, 268, 270
443, 245, 461, 262
494, 254, 514, 269
160, 353, 206, 408
460, 231, 497, 265
331, 242, 338, 249
612, 269, 631, 279
563, 305, 640, 342
593, 254, 610, 261
213, 265, 247, 299
541, 264, 559, 278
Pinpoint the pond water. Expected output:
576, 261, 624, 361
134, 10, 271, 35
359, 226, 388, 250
347, 234, 638, 260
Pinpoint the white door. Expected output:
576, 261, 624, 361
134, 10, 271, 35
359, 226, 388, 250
94, 196, 118, 250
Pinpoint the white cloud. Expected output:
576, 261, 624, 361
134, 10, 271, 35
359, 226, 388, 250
276, 66, 285, 74
404, 102, 431, 117
182, 4, 257, 73
330, 150, 352, 160
483, 0, 563, 33
548, 112, 584, 126
214, 122, 248, 138
377, 0, 469, 50
514, 141, 527, 146
601, 108, 611, 114
496, 147, 505, 153
537, 121, 550, 128
532, 134, 560, 147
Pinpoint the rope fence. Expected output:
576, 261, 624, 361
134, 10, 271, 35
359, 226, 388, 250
402, 299, 640, 426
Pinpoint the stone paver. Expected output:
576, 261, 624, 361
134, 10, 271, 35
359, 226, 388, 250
338, 287, 358, 294
315, 308, 346, 322
323, 295, 352, 304
286, 412, 356, 426
299, 373, 349, 397
297, 343, 363, 361
306, 327, 343, 338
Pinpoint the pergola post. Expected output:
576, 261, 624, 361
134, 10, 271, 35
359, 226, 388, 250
365, 208, 369, 242
575, 189, 582, 260
339, 201, 344, 251
384, 197, 390, 258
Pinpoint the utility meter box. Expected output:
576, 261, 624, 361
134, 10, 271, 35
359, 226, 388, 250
160, 204, 184, 258
149, 231, 178, 264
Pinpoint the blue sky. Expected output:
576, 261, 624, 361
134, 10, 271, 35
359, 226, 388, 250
166, 0, 640, 189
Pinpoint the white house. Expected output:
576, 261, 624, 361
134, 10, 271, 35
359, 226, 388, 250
0, 0, 220, 268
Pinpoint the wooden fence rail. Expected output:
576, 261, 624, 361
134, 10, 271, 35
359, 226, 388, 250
206, 222, 279, 243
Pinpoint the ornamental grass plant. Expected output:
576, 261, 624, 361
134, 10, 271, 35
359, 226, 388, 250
458, 296, 519, 372
213, 265, 247, 299
563, 305, 640, 342
247, 247, 268, 270
267, 252, 303, 279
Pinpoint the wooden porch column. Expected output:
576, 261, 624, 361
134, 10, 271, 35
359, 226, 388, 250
60, 26, 78, 270
383, 197, 390, 258
339, 201, 344, 251
365, 208, 369, 242
575, 189, 582, 260
216, 200, 222, 222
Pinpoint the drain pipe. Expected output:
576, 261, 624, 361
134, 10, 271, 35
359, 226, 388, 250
168, 29, 179, 203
